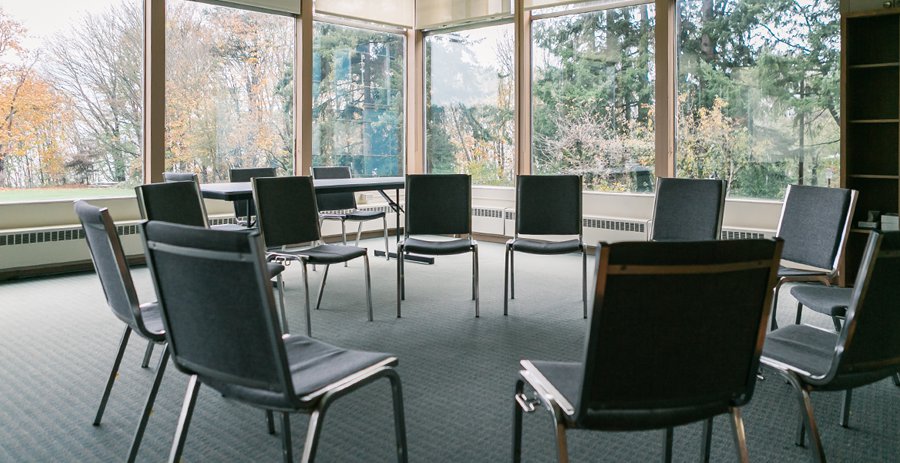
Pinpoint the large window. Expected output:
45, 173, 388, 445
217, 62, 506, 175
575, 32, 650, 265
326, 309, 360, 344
165, 1, 294, 182
0, 1, 142, 202
312, 22, 405, 177
532, 2, 656, 192
676, 0, 841, 199
426, 23, 515, 186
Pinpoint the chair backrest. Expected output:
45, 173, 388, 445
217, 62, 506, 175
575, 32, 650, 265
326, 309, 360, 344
74, 200, 155, 337
312, 166, 358, 212
575, 239, 782, 427
776, 185, 857, 272
163, 172, 199, 183
515, 175, 582, 237
230, 167, 276, 219
829, 231, 900, 381
140, 221, 294, 406
405, 174, 471, 236
649, 177, 726, 241
253, 176, 322, 248
135, 181, 209, 228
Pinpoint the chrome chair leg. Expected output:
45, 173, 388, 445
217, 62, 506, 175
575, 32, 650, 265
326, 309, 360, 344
662, 427, 673, 463
552, 416, 569, 463
266, 410, 276, 435
355, 221, 364, 247
94, 326, 132, 425
382, 216, 390, 261
795, 302, 804, 325
141, 340, 154, 368
277, 274, 288, 333
301, 407, 327, 463
386, 369, 409, 463
473, 244, 480, 318
510, 248, 516, 300
503, 244, 511, 316
771, 280, 785, 331
302, 263, 312, 337
582, 247, 588, 319
282, 413, 293, 463
893, 373, 900, 387
784, 371, 826, 462
341, 220, 348, 267
729, 407, 750, 463
840, 389, 852, 428
314, 265, 330, 311
169, 375, 201, 463
364, 254, 373, 322
396, 245, 403, 318
700, 417, 713, 462
512, 379, 525, 463
128, 345, 170, 463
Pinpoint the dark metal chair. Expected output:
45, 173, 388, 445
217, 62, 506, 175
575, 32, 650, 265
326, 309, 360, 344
770, 185, 857, 330
135, 182, 286, 330
397, 174, 478, 318
513, 239, 783, 463
74, 200, 168, 463
253, 175, 374, 336
230, 167, 276, 226
762, 230, 900, 463
504, 175, 586, 318
139, 221, 407, 463
649, 177, 727, 241
312, 166, 389, 260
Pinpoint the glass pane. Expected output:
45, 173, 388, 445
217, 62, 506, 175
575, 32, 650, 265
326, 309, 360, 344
166, 1, 294, 182
426, 23, 515, 186
676, 1, 841, 199
312, 22, 405, 177
0, 1, 142, 202
532, 4, 656, 192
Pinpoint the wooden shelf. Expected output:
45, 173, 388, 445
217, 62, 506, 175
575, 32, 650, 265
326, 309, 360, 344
848, 119, 900, 124
849, 62, 900, 69
848, 174, 900, 180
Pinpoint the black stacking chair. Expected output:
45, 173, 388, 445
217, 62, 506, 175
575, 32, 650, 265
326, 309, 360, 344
253, 175, 373, 336
504, 175, 586, 318
135, 182, 287, 330
312, 166, 389, 259
230, 167, 276, 226
649, 177, 727, 241
513, 239, 783, 463
139, 221, 407, 463
397, 174, 478, 318
770, 185, 857, 330
761, 230, 900, 463
74, 200, 168, 463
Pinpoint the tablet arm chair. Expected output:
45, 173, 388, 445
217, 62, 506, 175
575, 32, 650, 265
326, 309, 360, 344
75, 200, 168, 463
504, 175, 586, 318
513, 239, 783, 463
649, 177, 727, 241
312, 166, 389, 260
140, 221, 407, 463
397, 174, 478, 318
230, 167, 276, 226
253, 175, 374, 337
771, 185, 857, 330
762, 230, 900, 462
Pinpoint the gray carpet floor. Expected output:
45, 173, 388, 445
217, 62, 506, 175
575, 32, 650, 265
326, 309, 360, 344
1, 239, 898, 462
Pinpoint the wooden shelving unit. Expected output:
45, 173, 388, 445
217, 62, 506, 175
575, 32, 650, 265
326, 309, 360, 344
842, 9, 900, 284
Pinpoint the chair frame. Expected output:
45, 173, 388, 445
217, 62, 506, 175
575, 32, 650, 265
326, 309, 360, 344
504, 174, 587, 318
312, 166, 390, 261
762, 231, 900, 463
75, 200, 169, 463
396, 174, 478, 318
253, 176, 373, 336
139, 222, 407, 463
771, 185, 857, 330
513, 239, 783, 463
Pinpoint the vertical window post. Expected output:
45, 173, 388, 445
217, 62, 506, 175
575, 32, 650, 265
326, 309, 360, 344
144, 0, 166, 184
654, 0, 676, 179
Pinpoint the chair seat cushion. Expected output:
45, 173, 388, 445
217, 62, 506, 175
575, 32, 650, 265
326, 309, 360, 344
510, 238, 582, 255
267, 262, 285, 278
790, 285, 851, 317
778, 266, 829, 279
402, 237, 474, 256
762, 324, 837, 380
212, 223, 250, 232
528, 360, 726, 430
321, 209, 386, 221
297, 244, 367, 264
284, 335, 395, 398
138, 301, 166, 340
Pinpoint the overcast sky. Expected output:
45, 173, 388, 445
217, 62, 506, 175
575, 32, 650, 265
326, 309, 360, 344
2, 0, 117, 48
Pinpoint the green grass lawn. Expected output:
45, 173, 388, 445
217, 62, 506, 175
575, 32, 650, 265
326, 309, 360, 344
0, 187, 134, 203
